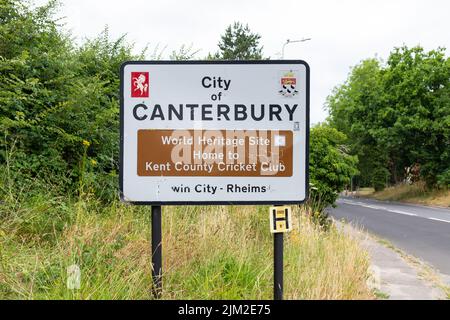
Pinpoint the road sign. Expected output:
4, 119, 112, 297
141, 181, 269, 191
270, 206, 293, 233
120, 61, 310, 205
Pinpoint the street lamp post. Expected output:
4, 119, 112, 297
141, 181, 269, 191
281, 38, 311, 59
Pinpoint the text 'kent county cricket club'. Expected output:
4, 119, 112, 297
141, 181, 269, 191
131, 75, 300, 122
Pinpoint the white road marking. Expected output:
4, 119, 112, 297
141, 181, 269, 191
338, 199, 450, 224
387, 209, 418, 217
427, 217, 450, 223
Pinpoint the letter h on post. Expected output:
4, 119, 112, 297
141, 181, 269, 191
270, 207, 292, 233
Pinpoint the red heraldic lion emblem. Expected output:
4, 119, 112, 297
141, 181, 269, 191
131, 72, 149, 98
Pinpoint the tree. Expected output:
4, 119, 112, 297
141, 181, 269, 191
327, 46, 450, 189
381, 47, 450, 187
0, 0, 137, 198
209, 22, 264, 60
309, 124, 359, 212
326, 58, 388, 189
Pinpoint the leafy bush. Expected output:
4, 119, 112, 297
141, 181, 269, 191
437, 169, 450, 188
0, 0, 138, 197
309, 124, 359, 214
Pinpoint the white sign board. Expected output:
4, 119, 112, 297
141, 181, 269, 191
120, 61, 309, 205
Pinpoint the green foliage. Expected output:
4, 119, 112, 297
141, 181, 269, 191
170, 44, 199, 61
309, 124, 359, 213
327, 46, 450, 189
0, 0, 138, 197
181, 254, 263, 299
209, 22, 264, 60
437, 169, 450, 188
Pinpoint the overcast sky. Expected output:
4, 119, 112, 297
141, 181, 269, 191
35, 0, 450, 124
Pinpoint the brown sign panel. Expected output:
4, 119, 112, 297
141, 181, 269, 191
137, 129, 293, 177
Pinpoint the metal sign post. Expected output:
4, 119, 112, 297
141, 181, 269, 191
151, 205, 162, 298
274, 232, 284, 300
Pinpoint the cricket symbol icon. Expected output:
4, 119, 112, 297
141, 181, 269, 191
131, 72, 149, 98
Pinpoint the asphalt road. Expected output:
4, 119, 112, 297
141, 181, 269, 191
328, 197, 450, 277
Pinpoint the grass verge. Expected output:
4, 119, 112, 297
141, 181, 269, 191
355, 183, 450, 208
0, 189, 374, 300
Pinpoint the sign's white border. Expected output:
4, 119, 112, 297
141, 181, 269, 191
119, 60, 310, 205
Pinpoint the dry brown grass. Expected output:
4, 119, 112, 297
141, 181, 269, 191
161, 205, 374, 300
285, 211, 372, 299
363, 183, 450, 207
1, 199, 374, 300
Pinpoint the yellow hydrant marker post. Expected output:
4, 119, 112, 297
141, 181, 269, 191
271, 205, 292, 300
270, 206, 292, 234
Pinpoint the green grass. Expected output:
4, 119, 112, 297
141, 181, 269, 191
0, 170, 374, 300
373, 289, 390, 300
